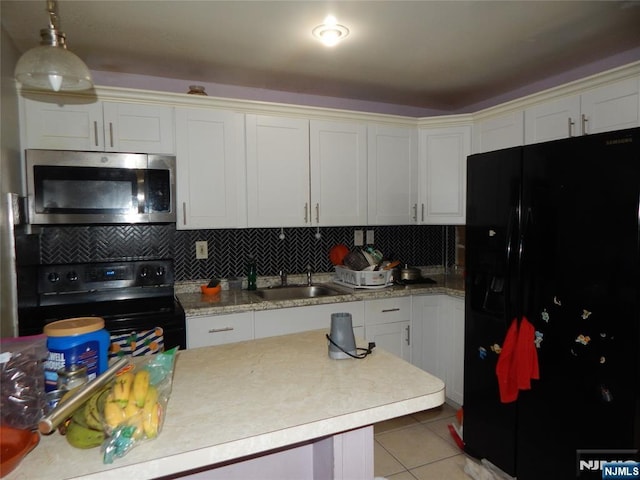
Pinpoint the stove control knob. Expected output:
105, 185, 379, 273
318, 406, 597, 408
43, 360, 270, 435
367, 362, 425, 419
67, 271, 78, 282
48, 272, 60, 283
155, 266, 165, 277
139, 267, 149, 278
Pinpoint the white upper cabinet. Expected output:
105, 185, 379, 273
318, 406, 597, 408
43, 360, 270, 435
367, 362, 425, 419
525, 76, 640, 144
102, 102, 175, 154
580, 76, 640, 134
246, 114, 367, 227
310, 119, 367, 226
246, 114, 310, 227
524, 94, 581, 144
367, 124, 418, 225
418, 125, 471, 225
22, 96, 104, 150
175, 107, 246, 229
472, 110, 524, 154
21, 94, 174, 154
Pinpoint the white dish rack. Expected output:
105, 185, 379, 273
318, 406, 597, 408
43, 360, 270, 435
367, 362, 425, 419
333, 266, 393, 289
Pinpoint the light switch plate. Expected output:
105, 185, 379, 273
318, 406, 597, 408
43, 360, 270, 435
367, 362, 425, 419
195, 240, 208, 259
366, 230, 374, 245
354, 230, 364, 246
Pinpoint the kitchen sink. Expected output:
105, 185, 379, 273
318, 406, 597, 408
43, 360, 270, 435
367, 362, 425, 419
254, 284, 346, 301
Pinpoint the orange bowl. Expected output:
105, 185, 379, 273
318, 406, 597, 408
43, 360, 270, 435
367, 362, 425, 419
0, 425, 40, 478
329, 244, 349, 266
200, 284, 221, 295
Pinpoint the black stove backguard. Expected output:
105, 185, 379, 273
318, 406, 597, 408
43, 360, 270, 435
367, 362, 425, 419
17, 259, 186, 352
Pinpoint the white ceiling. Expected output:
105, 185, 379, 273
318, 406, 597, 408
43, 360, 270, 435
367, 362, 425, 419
2, 1, 640, 112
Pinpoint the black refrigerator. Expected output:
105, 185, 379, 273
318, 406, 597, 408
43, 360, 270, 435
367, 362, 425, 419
464, 127, 640, 480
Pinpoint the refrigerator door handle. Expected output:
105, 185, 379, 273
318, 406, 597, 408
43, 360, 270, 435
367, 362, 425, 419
505, 206, 517, 318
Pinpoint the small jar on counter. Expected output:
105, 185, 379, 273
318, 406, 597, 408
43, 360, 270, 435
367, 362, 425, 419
56, 364, 88, 391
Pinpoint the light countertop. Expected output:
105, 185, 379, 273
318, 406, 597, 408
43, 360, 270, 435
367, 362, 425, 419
178, 272, 465, 317
8, 330, 445, 480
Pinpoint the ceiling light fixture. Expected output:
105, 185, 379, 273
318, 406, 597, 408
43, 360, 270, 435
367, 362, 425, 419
312, 15, 350, 47
14, 0, 93, 92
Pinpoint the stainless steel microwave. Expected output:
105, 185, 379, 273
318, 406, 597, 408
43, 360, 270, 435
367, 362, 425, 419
25, 150, 176, 224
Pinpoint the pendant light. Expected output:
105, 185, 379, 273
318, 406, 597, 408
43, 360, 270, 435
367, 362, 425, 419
14, 0, 93, 92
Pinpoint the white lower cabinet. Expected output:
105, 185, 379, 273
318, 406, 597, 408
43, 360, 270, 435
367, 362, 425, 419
365, 322, 411, 363
364, 297, 412, 362
254, 302, 365, 340
443, 296, 465, 406
186, 294, 464, 404
186, 312, 254, 348
411, 295, 464, 405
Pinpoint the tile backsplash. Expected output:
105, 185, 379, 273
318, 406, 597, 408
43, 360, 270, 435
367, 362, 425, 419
36, 224, 456, 281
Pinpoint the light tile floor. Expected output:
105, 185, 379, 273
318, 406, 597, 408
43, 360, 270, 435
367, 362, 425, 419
374, 403, 472, 480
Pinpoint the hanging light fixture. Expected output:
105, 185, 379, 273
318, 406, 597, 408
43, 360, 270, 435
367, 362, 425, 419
14, 0, 93, 92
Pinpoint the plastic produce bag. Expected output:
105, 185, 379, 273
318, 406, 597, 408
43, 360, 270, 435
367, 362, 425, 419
56, 347, 178, 462
100, 347, 178, 463
0, 335, 48, 430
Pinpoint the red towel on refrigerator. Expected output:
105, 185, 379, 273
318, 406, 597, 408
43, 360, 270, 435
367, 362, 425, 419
496, 316, 539, 403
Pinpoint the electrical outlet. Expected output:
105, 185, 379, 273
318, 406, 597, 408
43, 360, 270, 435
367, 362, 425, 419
195, 240, 208, 259
366, 230, 375, 245
354, 230, 364, 246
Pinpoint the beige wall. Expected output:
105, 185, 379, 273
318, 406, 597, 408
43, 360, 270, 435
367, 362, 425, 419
1, 24, 23, 337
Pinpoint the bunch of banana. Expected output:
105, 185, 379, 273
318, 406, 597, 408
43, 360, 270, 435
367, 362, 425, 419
102, 369, 162, 439
62, 385, 110, 449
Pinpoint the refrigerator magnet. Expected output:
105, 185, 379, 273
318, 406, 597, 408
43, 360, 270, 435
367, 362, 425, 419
575, 334, 591, 345
534, 331, 543, 348
581, 309, 592, 319
478, 346, 487, 359
541, 309, 550, 323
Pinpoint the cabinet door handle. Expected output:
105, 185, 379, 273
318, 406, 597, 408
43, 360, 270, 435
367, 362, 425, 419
182, 202, 187, 225
93, 121, 99, 146
316, 203, 319, 224
421, 203, 425, 222
109, 122, 114, 147
405, 325, 411, 345
208, 327, 234, 333
581, 114, 588, 135
568, 117, 575, 137
381, 308, 400, 313
412, 203, 418, 221
304, 202, 308, 223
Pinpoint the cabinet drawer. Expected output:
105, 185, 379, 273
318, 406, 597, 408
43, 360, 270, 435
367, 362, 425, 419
186, 312, 253, 348
255, 301, 364, 339
365, 297, 411, 325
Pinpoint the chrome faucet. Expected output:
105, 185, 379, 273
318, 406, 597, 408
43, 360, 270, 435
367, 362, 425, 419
306, 264, 313, 286
279, 269, 287, 287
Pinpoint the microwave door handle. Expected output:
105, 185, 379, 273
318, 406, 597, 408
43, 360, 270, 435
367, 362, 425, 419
136, 170, 146, 213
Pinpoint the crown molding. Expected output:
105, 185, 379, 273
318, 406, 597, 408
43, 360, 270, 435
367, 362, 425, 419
471, 60, 640, 121
18, 61, 640, 127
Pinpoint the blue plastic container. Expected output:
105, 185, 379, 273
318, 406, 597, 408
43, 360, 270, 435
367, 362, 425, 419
43, 317, 110, 392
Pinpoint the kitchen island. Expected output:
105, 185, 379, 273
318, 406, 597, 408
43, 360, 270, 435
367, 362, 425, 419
7, 330, 445, 480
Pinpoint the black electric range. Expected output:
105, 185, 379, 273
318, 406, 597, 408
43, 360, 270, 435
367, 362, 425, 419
17, 259, 186, 351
